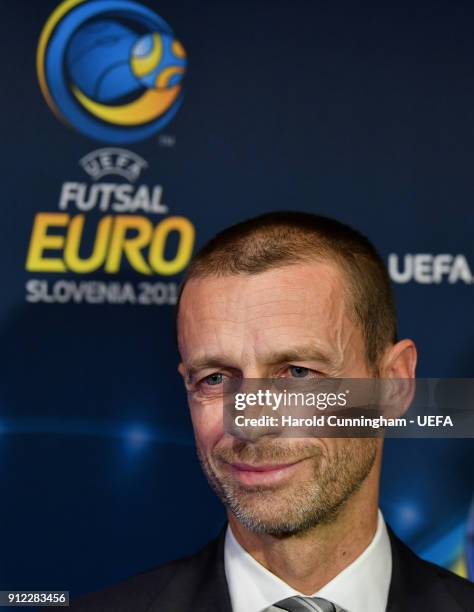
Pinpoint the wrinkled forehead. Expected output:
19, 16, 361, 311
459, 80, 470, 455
177, 262, 358, 363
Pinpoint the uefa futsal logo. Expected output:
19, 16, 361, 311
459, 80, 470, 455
37, 0, 187, 144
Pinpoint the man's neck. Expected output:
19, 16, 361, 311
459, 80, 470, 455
227, 482, 379, 595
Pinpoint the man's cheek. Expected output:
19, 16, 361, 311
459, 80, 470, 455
191, 407, 224, 447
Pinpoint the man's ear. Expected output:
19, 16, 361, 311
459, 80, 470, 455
178, 362, 193, 391
379, 339, 417, 379
378, 339, 417, 418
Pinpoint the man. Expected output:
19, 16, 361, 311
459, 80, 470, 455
73, 212, 474, 611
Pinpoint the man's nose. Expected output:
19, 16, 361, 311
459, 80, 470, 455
230, 416, 281, 444
240, 367, 268, 379
224, 380, 285, 443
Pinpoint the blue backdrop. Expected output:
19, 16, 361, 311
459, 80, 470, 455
1, 0, 473, 595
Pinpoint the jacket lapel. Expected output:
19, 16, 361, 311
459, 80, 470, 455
146, 527, 232, 612
193, 528, 233, 612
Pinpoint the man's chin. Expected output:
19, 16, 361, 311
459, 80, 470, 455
221, 484, 322, 534
227, 501, 322, 537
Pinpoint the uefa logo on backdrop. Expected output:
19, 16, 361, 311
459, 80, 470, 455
37, 0, 187, 144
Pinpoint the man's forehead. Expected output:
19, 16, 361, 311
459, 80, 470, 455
176, 262, 360, 368
179, 261, 348, 321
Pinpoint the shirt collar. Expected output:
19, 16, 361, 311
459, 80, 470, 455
224, 509, 392, 612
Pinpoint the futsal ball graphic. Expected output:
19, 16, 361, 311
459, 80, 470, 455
132, 32, 186, 90
37, 0, 187, 143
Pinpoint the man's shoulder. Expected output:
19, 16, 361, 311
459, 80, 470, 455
388, 527, 474, 611
418, 554, 474, 604
70, 531, 229, 612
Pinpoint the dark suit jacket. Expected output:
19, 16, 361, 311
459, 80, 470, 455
70, 526, 474, 611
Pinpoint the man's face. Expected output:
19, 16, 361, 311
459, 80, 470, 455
178, 262, 379, 536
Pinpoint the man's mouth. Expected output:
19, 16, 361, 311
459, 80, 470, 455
222, 458, 308, 486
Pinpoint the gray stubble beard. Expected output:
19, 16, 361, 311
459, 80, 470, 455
196, 438, 377, 537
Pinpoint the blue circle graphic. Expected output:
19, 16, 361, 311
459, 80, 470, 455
40, 0, 187, 144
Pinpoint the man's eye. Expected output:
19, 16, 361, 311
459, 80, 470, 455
203, 373, 224, 386
288, 366, 310, 378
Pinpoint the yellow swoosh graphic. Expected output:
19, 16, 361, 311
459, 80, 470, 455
71, 84, 181, 125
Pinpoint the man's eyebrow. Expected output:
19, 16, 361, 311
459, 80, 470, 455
185, 347, 336, 379
186, 355, 236, 379
262, 347, 336, 367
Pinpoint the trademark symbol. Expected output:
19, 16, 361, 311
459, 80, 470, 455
158, 134, 176, 147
